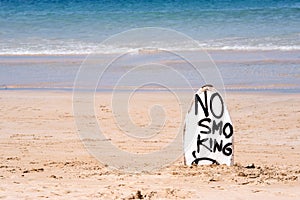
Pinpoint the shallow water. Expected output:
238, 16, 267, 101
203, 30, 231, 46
0, 50, 299, 93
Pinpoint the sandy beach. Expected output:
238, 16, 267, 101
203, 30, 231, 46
1, 0, 299, 199
0, 90, 299, 199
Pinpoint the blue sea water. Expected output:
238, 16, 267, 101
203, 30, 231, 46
0, 0, 299, 92
0, 0, 299, 54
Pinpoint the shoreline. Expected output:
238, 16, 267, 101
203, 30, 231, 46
1, 87, 300, 94
1, 50, 298, 95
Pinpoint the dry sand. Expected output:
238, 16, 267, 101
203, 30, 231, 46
0, 90, 299, 199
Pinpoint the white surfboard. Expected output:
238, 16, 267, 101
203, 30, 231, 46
184, 85, 234, 166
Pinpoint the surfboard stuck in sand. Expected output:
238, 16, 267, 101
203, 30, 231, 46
184, 85, 234, 166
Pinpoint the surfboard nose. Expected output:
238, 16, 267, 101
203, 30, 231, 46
201, 84, 214, 92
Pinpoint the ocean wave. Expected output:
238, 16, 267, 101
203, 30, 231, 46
0, 37, 299, 55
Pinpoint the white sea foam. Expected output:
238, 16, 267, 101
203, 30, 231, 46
0, 36, 299, 56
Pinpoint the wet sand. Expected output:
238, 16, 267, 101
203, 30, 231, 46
0, 91, 299, 199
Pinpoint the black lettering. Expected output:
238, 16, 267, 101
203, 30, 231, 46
192, 157, 219, 165
212, 120, 223, 135
210, 92, 224, 119
223, 123, 233, 138
209, 137, 213, 149
222, 142, 232, 156
195, 91, 209, 117
213, 139, 223, 153
192, 150, 197, 159
196, 134, 200, 153
196, 134, 212, 152
198, 118, 211, 134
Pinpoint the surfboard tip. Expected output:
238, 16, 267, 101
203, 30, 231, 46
201, 84, 214, 92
